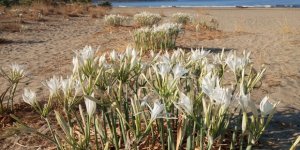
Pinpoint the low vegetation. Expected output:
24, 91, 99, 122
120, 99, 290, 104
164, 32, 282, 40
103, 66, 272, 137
0, 64, 25, 114
1, 8, 298, 149
104, 14, 129, 26
134, 23, 182, 51
133, 11, 161, 27
172, 12, 191, 25
192, 16, 220, 32
10, 46, 279, 149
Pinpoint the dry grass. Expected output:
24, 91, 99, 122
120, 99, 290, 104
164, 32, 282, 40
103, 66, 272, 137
0, 3, 111, 33
1, 3, 110, 20
195, 8, 210, 15
30, 2, 56, 16
63, 4, 87, 17
0, 23, 23, 32
234, 19, 247, 33
191, 15, 219, 32
88, 6, 110, 18
278, 18, 293, 34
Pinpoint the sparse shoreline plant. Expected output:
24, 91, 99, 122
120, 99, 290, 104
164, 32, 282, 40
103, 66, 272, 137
0, 63, 25, 113
172, 12, 191, 25
133, 11, 161, 27
104, 14, 129, 26
11, 45, 280, 150
134, 23, 182, 51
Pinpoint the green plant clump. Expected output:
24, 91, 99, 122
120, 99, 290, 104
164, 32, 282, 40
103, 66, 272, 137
13, 45, 279, 150
98, 1, 112, 7
134, 23, 182, 51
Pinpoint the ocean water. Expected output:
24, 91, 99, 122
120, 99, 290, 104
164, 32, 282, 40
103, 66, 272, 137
111, 0, 300, 7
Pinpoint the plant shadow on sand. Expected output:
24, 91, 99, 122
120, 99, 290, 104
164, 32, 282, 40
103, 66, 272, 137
257, 107, 300, 149
0, 39, 45, 44
176, 46, 233, 53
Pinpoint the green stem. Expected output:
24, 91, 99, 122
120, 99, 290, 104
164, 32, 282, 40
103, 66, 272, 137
158, 119, 165, 150
94, 117, 100, 150
167, 118, 175, 150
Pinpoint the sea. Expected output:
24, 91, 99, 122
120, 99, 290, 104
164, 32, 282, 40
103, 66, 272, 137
110, 0, 300, 8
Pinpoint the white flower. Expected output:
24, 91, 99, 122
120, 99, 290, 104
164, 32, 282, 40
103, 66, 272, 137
225, 51, 250, 73
130, 55, 138, 69
99, 55, 106, 64
99, 55, 108, 68
202, 72, 217, 96
110, 50, 118, 61
72, 56, 81, 73
150, 101, 165, 121
9, 63, 25, 82
171, 49, 182, 62
80, 46, 95, 61
74, 80, 81, 96
260, 96, 275, 116
202, 72, 232, 107
60, 77, 73, 97
22, 88, 37, 106
205, 64, 215, 73
191, 48, 210, 62
84, 93, 97, 118
160, 51, 171, 64
125, 47, 137, 58
10, 63, 24, 75
172, 64, 188, 79
238, 90, 258, 116
44, 76, 61, 97
210, 86, 232, 107
157, 63, 171, 77
177, 92, 193, 115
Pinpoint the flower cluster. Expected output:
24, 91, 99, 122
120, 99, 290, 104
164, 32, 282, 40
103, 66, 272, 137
18, 46, 278, 150
134, 23, 182, 51
133, 11, 161, 27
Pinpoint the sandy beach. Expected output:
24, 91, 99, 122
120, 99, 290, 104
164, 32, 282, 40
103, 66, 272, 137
0, 7, 300, 149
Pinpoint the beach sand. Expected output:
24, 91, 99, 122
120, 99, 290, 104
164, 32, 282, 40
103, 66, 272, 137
0, 7, 299, 149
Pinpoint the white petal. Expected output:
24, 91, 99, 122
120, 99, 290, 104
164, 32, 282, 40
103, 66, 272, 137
84, 94, 97, 117
260, 96, 274, 116
151, 101, 164, 121
22, 88, 36, 106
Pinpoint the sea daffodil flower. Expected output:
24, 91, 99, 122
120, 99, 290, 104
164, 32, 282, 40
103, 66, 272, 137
84, 93, 97, 118
260, 96, 275, 116
172, 63, 188, 79
22, 88, 37, 106
176, 92, 193, 115
157, 63, 171, 78
202, 72, 218, 96
150, 101, 165, 121
44, 76, 61, 97
191, 48, 210, 62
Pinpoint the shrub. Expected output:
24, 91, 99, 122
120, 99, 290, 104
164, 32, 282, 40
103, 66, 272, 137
13, 45, 278, 150
134, 23, 182, 50
172, 12, 191, 25
104, 14, 129, 26
133, 11, 161, 27
97, 1, 112, 7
